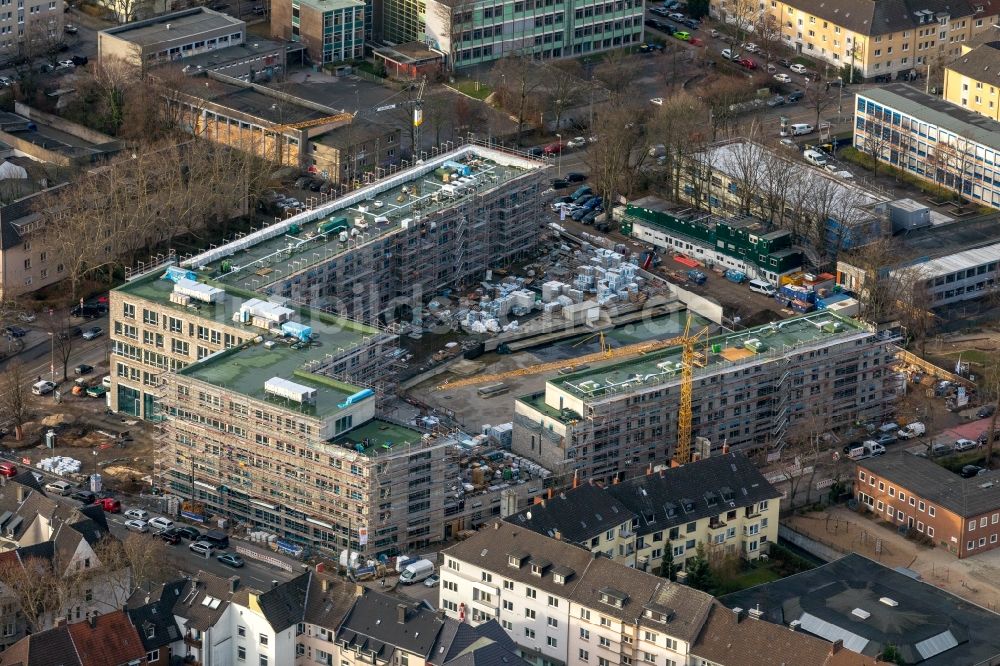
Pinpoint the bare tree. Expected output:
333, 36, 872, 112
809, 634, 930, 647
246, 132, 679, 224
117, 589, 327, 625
541, 61, 585, 133
92, 533, 160, 605
755, 14, 783, 65
492, 54, 545, 145
648, 93, 711, 200
981, 354, 1000, 471
0, 554, 83, 635
928, 139, 974, 201
722, 0, 761, 49
700, 77, 756, 139
840, 239, 912, 323
43, 313, 75, 382
757, 148, 796, 230
593, 49, 640, 104
717, 123, 765, 215
804, 76, 836, 130
585, 103, 649, 206
858, 114, 892, 179
0, 362, 30, 441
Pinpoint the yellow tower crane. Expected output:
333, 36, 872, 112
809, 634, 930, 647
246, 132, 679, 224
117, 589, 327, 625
437, 318, 709, 466
269, 112, 356, 134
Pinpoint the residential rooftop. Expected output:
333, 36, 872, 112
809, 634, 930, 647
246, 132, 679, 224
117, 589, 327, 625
720, 552, 1000, 665
859, 451, 1000, 517
180, 145, 546, 293
945, 41, 1000, 83
859, 84, 1000, 154
550, 312, 872, 402
101, 7, 244, 47
329, 418, 426, 457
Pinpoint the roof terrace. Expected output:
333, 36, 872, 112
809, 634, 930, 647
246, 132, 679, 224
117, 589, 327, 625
553, 312, 874, 402
329, 419, 427, 457
180, 145, 546, 294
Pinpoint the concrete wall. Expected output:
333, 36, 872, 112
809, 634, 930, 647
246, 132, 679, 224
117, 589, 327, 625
777, 524, 841, 563
15, 103, 118, 147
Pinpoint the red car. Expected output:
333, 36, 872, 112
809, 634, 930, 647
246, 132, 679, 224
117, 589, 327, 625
543, 141, 566, 155
738, 57, 757, 70
93, 497, 121, 513
0, 462, 17, 478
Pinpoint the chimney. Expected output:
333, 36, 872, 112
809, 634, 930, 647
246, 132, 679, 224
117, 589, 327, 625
646, 463, 652, 476
722, 442, 730, 454
316, 562, 326, 573
271, 580, 279, 589
831, 639, 843, 654
397, 604, 407, 624
88, 612, 97, 629
612, 476, 619, 485
547, 488, 554, 500
572, 470, 579, 489
554, 529, 562, 541
731, 607, 743, 624
322, 578, 330, 592
229, 576, 240, 594
533, 497, 543, 505
16, 484, 26, 503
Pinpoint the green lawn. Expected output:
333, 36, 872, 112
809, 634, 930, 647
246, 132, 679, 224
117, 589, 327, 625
712, 564, 783, 595
451, 79, 493, 100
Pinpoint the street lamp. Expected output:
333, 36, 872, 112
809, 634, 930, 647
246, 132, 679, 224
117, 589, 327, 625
838, 77, 844, 114
556, 133, 562, 177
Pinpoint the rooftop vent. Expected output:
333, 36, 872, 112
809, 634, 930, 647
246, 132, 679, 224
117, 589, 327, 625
264, 377, 317, 404
747, 606, 764, 620
851, 608, 871, 620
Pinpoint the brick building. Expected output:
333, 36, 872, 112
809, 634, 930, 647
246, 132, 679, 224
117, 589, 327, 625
856, 451, 1000, 558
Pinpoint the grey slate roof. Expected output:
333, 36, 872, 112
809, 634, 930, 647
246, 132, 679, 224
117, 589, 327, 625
609, 452, 781, 537
719, 553, 1000, 665
337, 589, 444, 659
304, 572, 358, 629
506, 483, 636, 544
0, 623, 80, 666
126, 596, 182, 651
254, 572, 310, 632
859, 450, 1000, 517
444, 523, 714, 644
946, 41, 1000, 81
787, 0, 996, 36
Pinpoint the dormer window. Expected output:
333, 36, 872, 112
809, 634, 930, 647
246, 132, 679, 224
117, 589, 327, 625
530, 557, 550, 576
531, 564, 544, 576
508, 550, 528, 568
552, 566, 574, 584
599, 587, 627, 608
554, 573, 565, 584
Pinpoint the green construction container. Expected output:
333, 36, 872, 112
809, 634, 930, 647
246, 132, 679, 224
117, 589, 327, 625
318, 216, 349, 235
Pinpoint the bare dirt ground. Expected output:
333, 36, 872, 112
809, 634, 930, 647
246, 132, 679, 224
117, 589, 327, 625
786, 506, 1000, 612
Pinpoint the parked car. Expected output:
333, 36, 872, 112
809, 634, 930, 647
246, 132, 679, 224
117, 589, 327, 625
74, 363, 93, 375
668, 11, 685, 20
721, 48, 739, 60
94, 497, 121, 513
550, 179, 569, 190
961, 464, 985, 478
59, 326, 82, 340
766, 95, 785, 107
682, 18, 700, 28
71, 490, 96, 504
0, 462, 17, 478
874, 433, 897, 446
565, 172, 587, 183
424, 574, 441, 588
786, 90, 805, 102
673, 31, 691, 40
217, 552, 245, 568
650, 97, 664, 106
161, 530, 182, 545
741, 42, 759, 52
64, 24, 78, 33
650, 6, 669, 16
543, 141, 566, 154
566, 136, 587, 148
17, 312, 35, 323
778, 58, 793, 68
124, 508, 149, 521
5, 326, 26, 338
176, 526, 202, 541
789, 63, 808, 74
147, 516, 174, 533
897, 422, 926, 439
71, 304, 103, 319
189, 541, 213, 557
125, 519, 149, 533
55, 60, 75, 71
930, 442, 953, 457
774, 73, 792, 83
82, 327, 103, 340
32, 380, 57, 395
955, 438, 978, 452
977, 404, 996, 418
45, 480, 72, 495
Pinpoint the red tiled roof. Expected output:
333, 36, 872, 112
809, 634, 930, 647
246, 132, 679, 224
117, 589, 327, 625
66, 611, 146, 666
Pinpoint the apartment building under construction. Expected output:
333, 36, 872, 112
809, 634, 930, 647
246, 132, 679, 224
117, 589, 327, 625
512, 312, 903, 484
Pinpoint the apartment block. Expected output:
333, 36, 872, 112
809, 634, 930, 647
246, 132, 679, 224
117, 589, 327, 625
506, 452, 781, 571
716, 0, 1000, 81
512, 312, 901, 484
902, 240, 1000, 306
944, 40, 1000, 121
0, 0, 64, 59
439, 522, 714, 666
98, 8, 246, 69
857, 451, 1000, 558
423, 0, 645, 69
270, 0, 366, 65
856, 84, 1000, 207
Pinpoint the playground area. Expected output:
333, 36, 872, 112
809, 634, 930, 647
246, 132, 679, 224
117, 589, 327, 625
785, 506, 1000, 613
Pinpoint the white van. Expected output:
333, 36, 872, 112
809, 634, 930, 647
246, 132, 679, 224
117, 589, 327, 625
803, 149, 828, 166
45, 480, 72, 495
32, 380, 56, 395
147, 516, 174, 533
748, 279, 776, 296
897, 422, 926, 440
780, 123, 813, 137
399, 559, 435, 585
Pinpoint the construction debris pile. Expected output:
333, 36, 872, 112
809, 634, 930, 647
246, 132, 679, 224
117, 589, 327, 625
37, 456, 83, 475
451, 449, 552, 497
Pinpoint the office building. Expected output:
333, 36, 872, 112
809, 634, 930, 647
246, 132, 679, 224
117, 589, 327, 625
720, 553, 1000, 664
857, 451, 1000, 559
98, 8, 247, 69
620, 198, 803, 285
423, 0, 645, 69
719, 0, 1000, 81
944, 40, 1000, 121
506, 452, 781, 571
439, 521, 715, 666
311, 119, 403, 184
679, 139, 890, 258
270, 0, 366, 65
855, 84, 1000, 207
512, 312, 901, 484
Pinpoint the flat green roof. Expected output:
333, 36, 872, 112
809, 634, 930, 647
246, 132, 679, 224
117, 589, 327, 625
179, 342, 364, 419
295, 0, 364, 11
554, 312, 871, 400
118, 271, 379, 350
329, 419, 425, 457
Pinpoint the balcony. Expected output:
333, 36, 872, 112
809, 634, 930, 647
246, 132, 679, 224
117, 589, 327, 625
708, 518, 727, 531
184, 634, 203, 649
